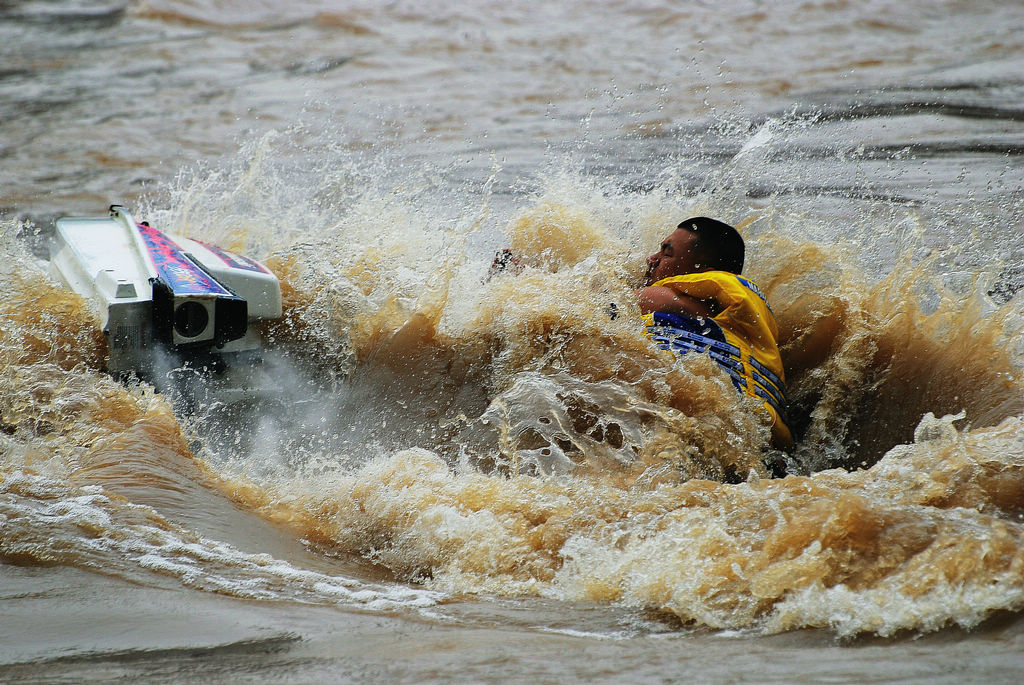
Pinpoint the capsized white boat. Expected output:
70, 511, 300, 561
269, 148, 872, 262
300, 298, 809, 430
49, 205, 283, 404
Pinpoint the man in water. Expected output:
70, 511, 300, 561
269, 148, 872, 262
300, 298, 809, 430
488, 217, 793, 454
638, 217, 793, 451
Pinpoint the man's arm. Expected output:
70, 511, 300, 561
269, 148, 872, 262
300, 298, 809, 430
636, 285, 719, 318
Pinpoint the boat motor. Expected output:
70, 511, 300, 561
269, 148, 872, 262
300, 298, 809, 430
49, 205, 282, 403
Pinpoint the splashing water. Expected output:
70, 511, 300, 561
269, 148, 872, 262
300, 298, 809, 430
4, 98, 1024, 645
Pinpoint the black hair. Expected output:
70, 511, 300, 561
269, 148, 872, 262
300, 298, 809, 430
677, 217, 745, 274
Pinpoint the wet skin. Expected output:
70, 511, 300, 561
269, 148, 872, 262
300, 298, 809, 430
637, 227, 720, 318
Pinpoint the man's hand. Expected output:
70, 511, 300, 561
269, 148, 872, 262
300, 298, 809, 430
636, 285, 719, 318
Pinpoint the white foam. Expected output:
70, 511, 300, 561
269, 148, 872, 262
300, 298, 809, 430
0, 471, 441, 612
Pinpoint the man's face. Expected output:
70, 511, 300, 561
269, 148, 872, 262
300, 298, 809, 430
644, 228, 704, 286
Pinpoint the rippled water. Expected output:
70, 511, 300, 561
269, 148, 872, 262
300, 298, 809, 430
3, 1, 1024, 682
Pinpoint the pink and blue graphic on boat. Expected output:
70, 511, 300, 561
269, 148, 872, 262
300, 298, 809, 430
137, 223, 233, 296
194, 239, 271, 274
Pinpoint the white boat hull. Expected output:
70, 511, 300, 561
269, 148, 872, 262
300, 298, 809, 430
50, 205, 283, 402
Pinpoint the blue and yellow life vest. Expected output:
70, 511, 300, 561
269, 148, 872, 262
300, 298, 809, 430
642, 271, 793, 448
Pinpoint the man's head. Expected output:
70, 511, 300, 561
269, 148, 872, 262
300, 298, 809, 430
643, 217, 744, 285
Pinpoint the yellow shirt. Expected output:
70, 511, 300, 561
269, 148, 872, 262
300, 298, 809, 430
643, 271, 792, 448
